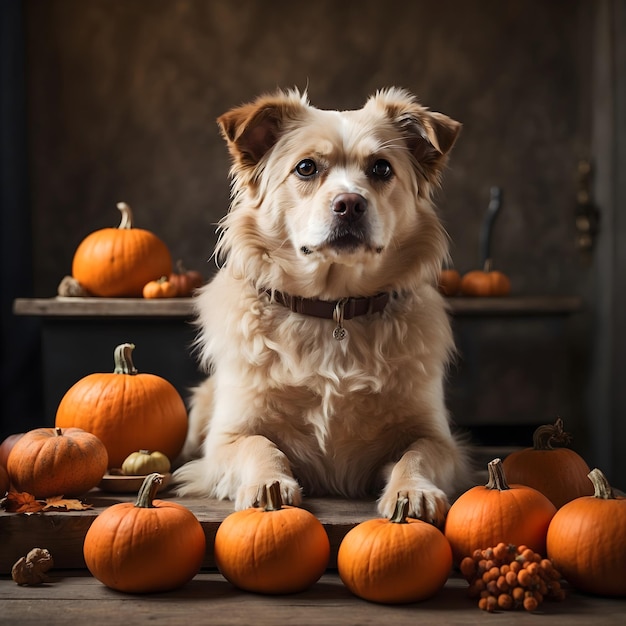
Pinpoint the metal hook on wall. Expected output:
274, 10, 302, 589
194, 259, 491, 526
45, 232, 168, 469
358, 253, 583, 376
575, 160, 600, 257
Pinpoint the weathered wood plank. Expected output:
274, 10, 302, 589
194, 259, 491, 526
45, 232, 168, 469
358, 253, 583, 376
1, 570, 625, 625
0, 492, 379, 574
13, 296, 583, 318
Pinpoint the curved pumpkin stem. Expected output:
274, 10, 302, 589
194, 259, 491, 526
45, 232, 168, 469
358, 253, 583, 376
113, 343, 138, 375
588, 468, 616, 500
485, 458, 510, 491
532, 417, 573, 450
116, 202, 134, 230
135, 473, 163, 508
389, 492, 410, 524
263, 482, 284, 511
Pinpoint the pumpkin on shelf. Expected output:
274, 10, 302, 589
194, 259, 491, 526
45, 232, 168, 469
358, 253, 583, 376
142, 276, 178, 299
438, 268, 462, 296
502, 418, 593, 508
83, 473, 206, 593
546, 468, 626, 597
444, 458, 556, 564
337, 493, 452, 604
121, 450, 171, 476
71, 202, 172, 297
0, 465, 9, 495
460, 259, 511, 297
213, 482, 330, 594
55, 343, 188, 469
168, 260, 205, 297
6, 427, 108, 498
0, 432, 24, 469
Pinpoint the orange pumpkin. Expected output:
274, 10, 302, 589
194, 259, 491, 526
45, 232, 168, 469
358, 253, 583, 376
169, 260, 205, 297
0, 432, 24, 469
142, 276, 178, 299
83, 473, 206, 593
337, 494, 452, 604
72, 202, 172, 297
502, 418, 593, 508
55, 343, 188, 468
444, 458, 556, 564
0, 464, 9, 494
438, 268, 462, 296
214, 482, 330, 594
460, 259, 510, 296
546, 468, 626, 597
6, 427, 108, 498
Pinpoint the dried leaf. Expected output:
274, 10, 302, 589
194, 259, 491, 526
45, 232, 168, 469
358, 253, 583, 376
43, 496, 93, 511
2, 491, 45, 514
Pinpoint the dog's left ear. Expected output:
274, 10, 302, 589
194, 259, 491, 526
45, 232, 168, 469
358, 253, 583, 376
371, 88, 461, 176
217, 89, 308, 169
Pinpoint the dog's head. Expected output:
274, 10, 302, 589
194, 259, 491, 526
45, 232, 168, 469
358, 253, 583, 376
215, 88, 460, 299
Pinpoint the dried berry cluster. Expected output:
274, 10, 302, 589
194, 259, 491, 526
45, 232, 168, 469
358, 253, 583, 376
459, 543, 566, 612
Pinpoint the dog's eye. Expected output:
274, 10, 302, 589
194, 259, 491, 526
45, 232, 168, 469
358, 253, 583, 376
371, 159, 393, 180
295, 159, 318, 178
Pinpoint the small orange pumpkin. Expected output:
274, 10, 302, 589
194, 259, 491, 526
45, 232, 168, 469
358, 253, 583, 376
444, 458, 556, 564
55, 343, 188, 468
168, 260, 205, 297
502, 418, 593, 508
72, 202, 172, 297
0, 432, 24, 469
337, 494, 452, 604
142, 276, 178, 299
460, 259, 510, 296
438, 268, 462, 296
0, 464, 9, 494
214, 482, 330, 594
83, 473, 206, 593
547, 468, 626, 597
6, 427, 108, 498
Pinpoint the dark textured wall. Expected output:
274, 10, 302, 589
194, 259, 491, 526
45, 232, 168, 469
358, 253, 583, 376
24, 0, 590, 297
15, 0, 597, 449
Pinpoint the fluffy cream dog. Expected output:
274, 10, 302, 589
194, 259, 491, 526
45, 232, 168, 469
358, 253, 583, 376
174, 87, 470, 524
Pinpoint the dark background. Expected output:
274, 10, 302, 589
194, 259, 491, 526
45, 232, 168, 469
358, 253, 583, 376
2, 0, 625, 487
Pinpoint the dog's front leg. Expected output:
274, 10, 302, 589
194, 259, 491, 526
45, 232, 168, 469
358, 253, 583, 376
378, 436, 463, 526
212, 434, 303, 510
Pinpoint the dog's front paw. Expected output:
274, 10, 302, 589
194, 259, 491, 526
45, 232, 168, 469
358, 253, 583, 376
378, 480, 450, 526
235, 477, 303, 510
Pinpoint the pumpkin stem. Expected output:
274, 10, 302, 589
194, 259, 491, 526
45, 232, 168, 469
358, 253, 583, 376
263, 482, 284, 511
483, 258, 493, 272
532, 417, 572, 450
54, 427, 63, 437
588, 468, 616, 500
485, 458, 510, 491
135, 473, 163, 508
113, 343, 138, 375
389, 492, 410, 524
116, 202, 134, 229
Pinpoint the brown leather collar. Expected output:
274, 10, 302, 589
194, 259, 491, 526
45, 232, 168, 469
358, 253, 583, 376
264, 289, 390, 320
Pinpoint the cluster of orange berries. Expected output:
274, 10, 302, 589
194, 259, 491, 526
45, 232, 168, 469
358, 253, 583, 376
459, 543, 566, 612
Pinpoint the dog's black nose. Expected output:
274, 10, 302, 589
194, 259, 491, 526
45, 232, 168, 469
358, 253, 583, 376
331, 193, 367, 222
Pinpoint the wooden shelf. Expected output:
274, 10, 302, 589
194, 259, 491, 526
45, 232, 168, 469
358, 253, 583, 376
13, 295, 583, 318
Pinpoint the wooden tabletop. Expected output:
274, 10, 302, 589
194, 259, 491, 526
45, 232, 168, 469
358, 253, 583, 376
13, 295, 583, 318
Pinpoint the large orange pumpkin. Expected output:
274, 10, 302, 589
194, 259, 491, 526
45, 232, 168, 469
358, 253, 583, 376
83, 473, 206, 593
72, 202, 172, 297
0, 464, 9, 494
55, 343, 188, 468
546, 468, 626, 597
337, 494, 453, 604
502, 418, 593, 508
444, 458, 556, 564
6, 427, 108, 498
214, 482, 330, 594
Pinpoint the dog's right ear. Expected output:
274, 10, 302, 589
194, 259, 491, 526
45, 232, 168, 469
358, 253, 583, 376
217, 90, 308, 169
